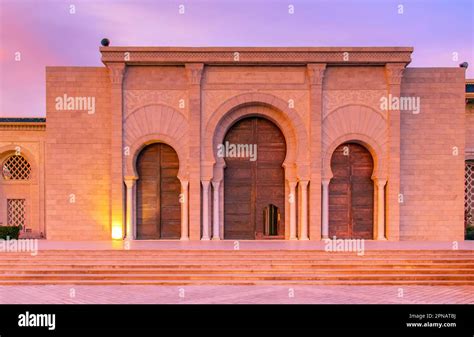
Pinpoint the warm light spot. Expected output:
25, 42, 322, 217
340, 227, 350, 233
111, 225, 123, 240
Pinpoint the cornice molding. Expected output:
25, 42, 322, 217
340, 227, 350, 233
100, 47, 413, 66
0, 123, 46, 131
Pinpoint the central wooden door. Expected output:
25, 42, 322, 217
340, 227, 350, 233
136, 143, 181, 239
224, 117, 286, 240
329, 142, 374, 239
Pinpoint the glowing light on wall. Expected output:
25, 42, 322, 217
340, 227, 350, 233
111, 224, 123, 240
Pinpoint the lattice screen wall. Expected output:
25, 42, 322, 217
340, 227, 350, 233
466, 161, 474, 227
7, 199, 26, 228
2, 155, 31, 180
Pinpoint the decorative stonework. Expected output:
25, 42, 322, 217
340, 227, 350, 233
124, 90, 188, 119
0, 123, 45, 131
323, 90, 388, 120
107, 63, 125, 85
203, 90, 309, 124
385, 63, 405, 85
322, 104, 388, 180
124, 104, 189, 179
101, 47, 413, 65
307, 63, 326, 85
205, 67, 306, 84
185, 63, 204, 85
203, 90, 246, 121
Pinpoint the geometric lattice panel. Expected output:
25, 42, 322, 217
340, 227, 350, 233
465, 161, 474, 227
2, 155, 31, 180
7, 199, 26, 228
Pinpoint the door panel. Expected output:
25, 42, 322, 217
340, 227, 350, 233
329, 143, 374, 239
137, 143, 180, 240
224, 117, 286, 240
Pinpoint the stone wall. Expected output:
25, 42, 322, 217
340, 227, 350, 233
400, 68, 466, 241
45, 67, 111, 240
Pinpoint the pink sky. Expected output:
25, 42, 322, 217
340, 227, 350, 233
1, 0, 473, 117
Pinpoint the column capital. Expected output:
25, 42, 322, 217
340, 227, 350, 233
307, 63, 327, 85
211, 180, 221, 188
298, 179, 309, 187
288, 181, 298, 189
185, 63, 204, 85
124, 176, 138, 188
106, 62, 126, 86
322, 178, 331, 186
374, 178, 387, 188
385, 63, 405, 85
180, 180, 189, 188
201, 180, 211, 188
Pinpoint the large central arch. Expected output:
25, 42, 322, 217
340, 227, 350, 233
202, 92, 310, 240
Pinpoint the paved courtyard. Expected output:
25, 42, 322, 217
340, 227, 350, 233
0, 285, 472, 304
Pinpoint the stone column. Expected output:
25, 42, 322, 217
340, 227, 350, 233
185, 63, 204, 240
385, 63, 405, 241
212, 180, 221, 240
106, 62, 126, 237
307, 63, 326, 240
299, 180, 309, 240
201, 180, 211, 240
321, 179, 330, 239
124, 177, 137, 240
376, 179, 387, 240
289, 181, 298, 240
180, 180, 189, 241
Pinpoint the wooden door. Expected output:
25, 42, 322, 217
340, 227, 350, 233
224, 117, 286, 239
136, 143, 181, 239
329, 143, 373, 239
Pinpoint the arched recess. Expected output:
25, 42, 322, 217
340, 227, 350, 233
203, 92, 309, 180
124, 104, 189, 180
323, 134, 386, 181
135, 142, 181, 240
322, 104, 388, 181
329, 142, 374, 239
123, 104, 190, 240
222, 116, 287, 240
0, 145, 38, 182
321, 104, 389, 241
204, 94, 310, 241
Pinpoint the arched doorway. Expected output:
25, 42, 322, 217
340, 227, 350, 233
329, 142, 374, 239
223, 117, 286, 239
136, 143, 181, 239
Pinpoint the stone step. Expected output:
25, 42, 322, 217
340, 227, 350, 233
1, 268, 473, 275
1, 249, 472, 286
0, 255, 474, 263
1, 273, 473, 281
2, 251, 473, 257
0, 279, 474, 286
1, 263, 472, 269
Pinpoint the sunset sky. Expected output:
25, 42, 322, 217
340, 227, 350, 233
0, 0, 473, 117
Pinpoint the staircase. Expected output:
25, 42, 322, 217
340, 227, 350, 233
0, 250, 473, 285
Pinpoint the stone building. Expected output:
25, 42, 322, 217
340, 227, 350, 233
0, 46, 472, 242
